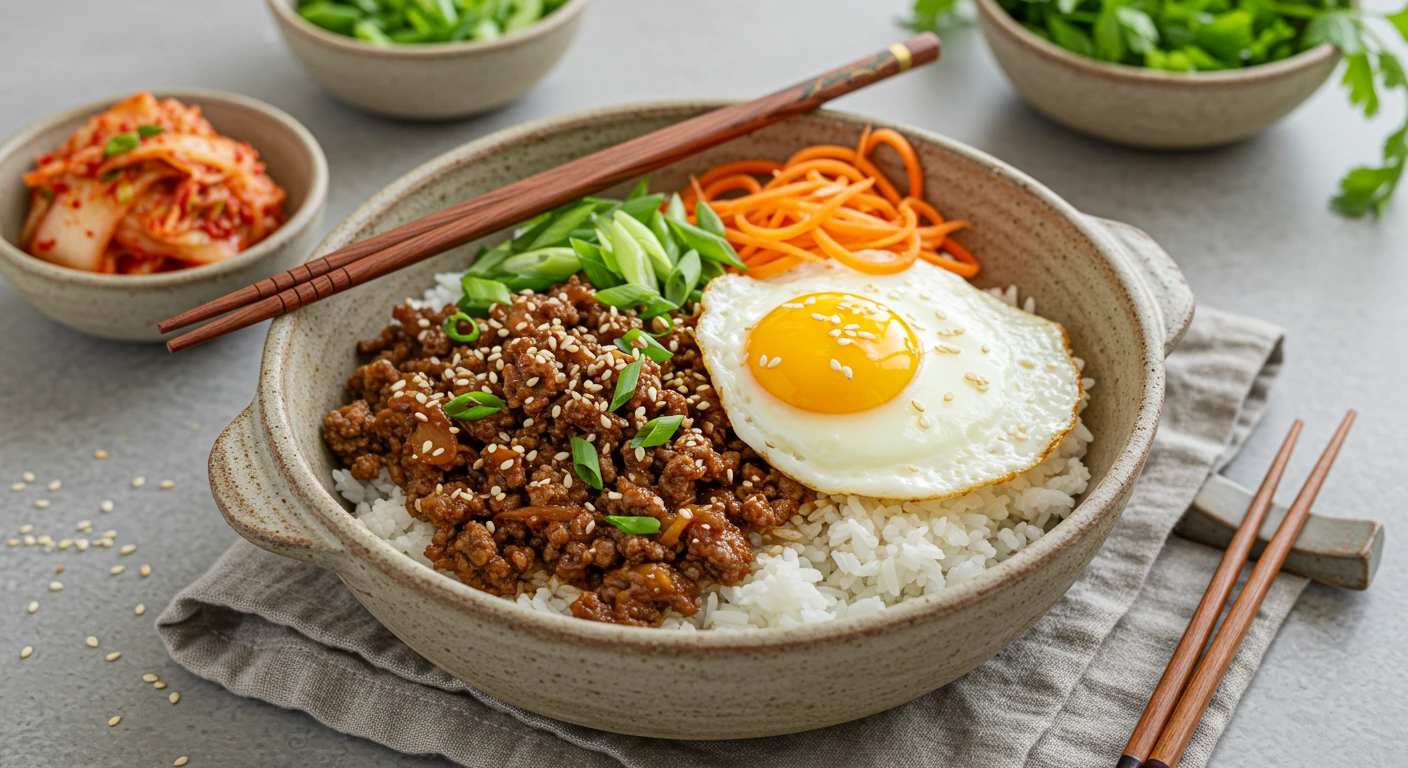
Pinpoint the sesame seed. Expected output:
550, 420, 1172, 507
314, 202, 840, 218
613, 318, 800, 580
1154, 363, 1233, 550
829, 359, 841, 371
907, 465, 920, 472
20, 646, 33, 659
828, 329, 841, 338
599, 414, 611, 428
9, 482, 22, 492
154, 681, 167, 690
981, 344, 991, 354
634, 447, 646, 462
837, 338, 852, 346
108, 716, 121, 727
758, 354, 769, 367
169, 692, 180, 705
120, 544, 136, 555
27, 601, 38, 614
811, 313, 826, 321
110, 565, 126, 576
174, 757, 189, 767
100, 500, 114, 513
911, 399, 926, 412
944, 392, 955, 402
86, 636, 99, 648
106, 651, 122, 662
76, 520, 92, 532
34, 499, 50, 509
1019, 359, 1036, 369
498, 459, 514, 471
49, 582, 63, 592
842, 366, 853, 379
139, 565, 151, 577
19, 524, 32, 534
135, 604, 146, 616
131, 476, 146, 488
22, 471, 36, 482
144, 674, 159, 682
414, 412, 429, 422
47, 480, 61, 491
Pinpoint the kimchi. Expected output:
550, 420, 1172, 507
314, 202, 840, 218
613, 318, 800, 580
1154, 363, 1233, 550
20, 91, 287, 275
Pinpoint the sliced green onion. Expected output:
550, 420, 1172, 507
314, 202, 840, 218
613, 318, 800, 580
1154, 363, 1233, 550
630, 415, 684, 449
618, 193, 665, 224
666, 217, 746, 270
594, 283, 660, 309
615, 328, 673, 363
665, 193, 688, 223
473, 18, 501, 40
458, 275, 514, 317
603, 515, 661, 535
626, 177, 650, 200
103, 133, 139, 158
637, 294, 678, 320
664, 250, 701, 306
700, 258, 726, 283
493, 275, 557, 292
503, 0, 543, 32
499, 247, 580, 281
570, 436, 604, 490
613, 210, 673, 274
610, 359, 643, 411
137, 124, 165, 138
526, 200, 596, 251
298, 1, 363, 33
442, 312, 480, 343
695, 200, 726, 238
354, 19, 394, 44
608, 219, 655, 289
593, 225, 621, 273
570, 238, 623, 289
468, 241, 513, 276
648, 209, 680, 263
442, 391, 505, 421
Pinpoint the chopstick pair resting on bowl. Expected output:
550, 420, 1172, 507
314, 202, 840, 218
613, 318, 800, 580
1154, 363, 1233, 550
157, 33, 942, 350
1119, 411, 1357, 768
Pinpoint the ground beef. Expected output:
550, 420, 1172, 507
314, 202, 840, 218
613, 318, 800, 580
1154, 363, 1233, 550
323, 276, 814, 627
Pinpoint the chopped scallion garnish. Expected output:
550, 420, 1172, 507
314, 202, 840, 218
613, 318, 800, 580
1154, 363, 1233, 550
137, 124, 165, 138
442, 312, 480, 343
630, 415, 684, 449
570, 436, 604, 490
610, 359, 643, 411
442, 391, 504, 421
103, 133, 139, 159
603, 515, 662, 535
614, 328, 673, 363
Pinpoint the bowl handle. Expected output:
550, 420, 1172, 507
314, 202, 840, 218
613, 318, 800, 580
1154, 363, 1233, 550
208, 405, 344, 569
1089, 216, 1196, 358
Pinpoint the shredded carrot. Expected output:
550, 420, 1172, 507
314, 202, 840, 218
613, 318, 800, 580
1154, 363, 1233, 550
680, 127, 978, 279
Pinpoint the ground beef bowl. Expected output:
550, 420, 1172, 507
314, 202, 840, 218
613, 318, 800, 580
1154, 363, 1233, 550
209, 103, 1193, 739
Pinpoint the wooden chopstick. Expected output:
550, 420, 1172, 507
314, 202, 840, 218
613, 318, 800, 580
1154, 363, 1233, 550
1116, 420, 1304, 768
160, 33, 941, 351
1144, 410, 1357, 768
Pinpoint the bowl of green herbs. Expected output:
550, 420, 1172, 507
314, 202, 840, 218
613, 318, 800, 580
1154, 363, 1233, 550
267, 0, 589, 120
944, 0, 1408, 215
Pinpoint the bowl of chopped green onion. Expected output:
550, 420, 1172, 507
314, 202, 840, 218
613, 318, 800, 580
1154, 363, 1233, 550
973, 0, 1343, 149
267, 0, 589, 120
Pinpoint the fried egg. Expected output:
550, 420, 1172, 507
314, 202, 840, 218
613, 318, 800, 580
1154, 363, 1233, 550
695, 260, 1081, 500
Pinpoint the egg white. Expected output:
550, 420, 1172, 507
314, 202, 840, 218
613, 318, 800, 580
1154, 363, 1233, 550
695, 260, 1082, 500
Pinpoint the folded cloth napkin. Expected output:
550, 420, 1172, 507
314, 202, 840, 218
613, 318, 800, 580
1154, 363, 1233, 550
159, 306, 1304, 768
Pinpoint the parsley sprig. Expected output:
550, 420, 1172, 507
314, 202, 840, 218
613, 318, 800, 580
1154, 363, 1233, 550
906, 0, 1408, 217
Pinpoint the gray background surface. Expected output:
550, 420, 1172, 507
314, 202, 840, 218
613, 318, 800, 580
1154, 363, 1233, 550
1, 0, 1403, 765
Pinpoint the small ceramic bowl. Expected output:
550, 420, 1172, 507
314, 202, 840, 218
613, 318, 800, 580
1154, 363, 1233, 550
976, 0, 1341, 149
0, 89, 327, 343
266, 0, 590, 120
210, 102, 1196, 738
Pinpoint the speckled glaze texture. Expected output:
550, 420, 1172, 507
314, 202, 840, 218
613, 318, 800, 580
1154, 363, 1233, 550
265, 0, 590, 120
976, 0, 1340, 149
209, 103, 1194, 739
0, 90, 327, 342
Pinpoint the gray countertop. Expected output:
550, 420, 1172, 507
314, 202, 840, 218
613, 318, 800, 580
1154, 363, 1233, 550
1, 0, 1404, 765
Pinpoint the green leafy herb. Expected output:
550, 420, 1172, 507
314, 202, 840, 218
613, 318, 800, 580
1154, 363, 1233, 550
137, 124, 165, 138
910, 0, 1408, 216
602, 515, 661, 535
442, 391, 505, 421
570, 436, 604, 490
442, 312, 480, 343
630, 415, 684, 449
103, 133, 139, 158
610, 359, 643, 411
457, 275, 514, 317
614, 328, 673, 363
296, 0, 560, 44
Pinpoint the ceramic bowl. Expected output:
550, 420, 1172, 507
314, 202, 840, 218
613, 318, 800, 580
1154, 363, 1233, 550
266, 0, 590, 120
976, 0, 1341, 149
0, 89, 327, 343
209, 102, 1195, 739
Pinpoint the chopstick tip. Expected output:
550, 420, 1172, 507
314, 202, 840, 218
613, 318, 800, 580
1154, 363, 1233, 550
1116, 756, 1145, 768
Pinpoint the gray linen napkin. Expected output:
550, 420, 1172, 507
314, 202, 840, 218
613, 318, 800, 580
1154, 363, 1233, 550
158, 306, 1304, 768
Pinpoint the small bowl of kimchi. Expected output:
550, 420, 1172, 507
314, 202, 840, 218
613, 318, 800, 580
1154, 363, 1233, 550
0, 89, 327, 342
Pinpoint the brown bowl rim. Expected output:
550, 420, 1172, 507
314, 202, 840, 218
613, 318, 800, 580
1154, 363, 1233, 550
254, 100, 1166, 653
0, 88, 329, 290
975, 0, 1339, 88
265, 0, 591, 59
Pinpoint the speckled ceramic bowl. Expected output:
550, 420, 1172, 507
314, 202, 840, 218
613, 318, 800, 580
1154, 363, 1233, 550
0, 89, 327, 342
209, 102, 1195, 739
266, 0, 590, 120
976, 0, 1340, 149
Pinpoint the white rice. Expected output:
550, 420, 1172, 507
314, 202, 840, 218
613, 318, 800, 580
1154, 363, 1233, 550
333, 278, 1095, 630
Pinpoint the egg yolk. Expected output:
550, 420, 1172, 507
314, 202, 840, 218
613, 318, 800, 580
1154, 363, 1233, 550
745, 292, 920, 414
